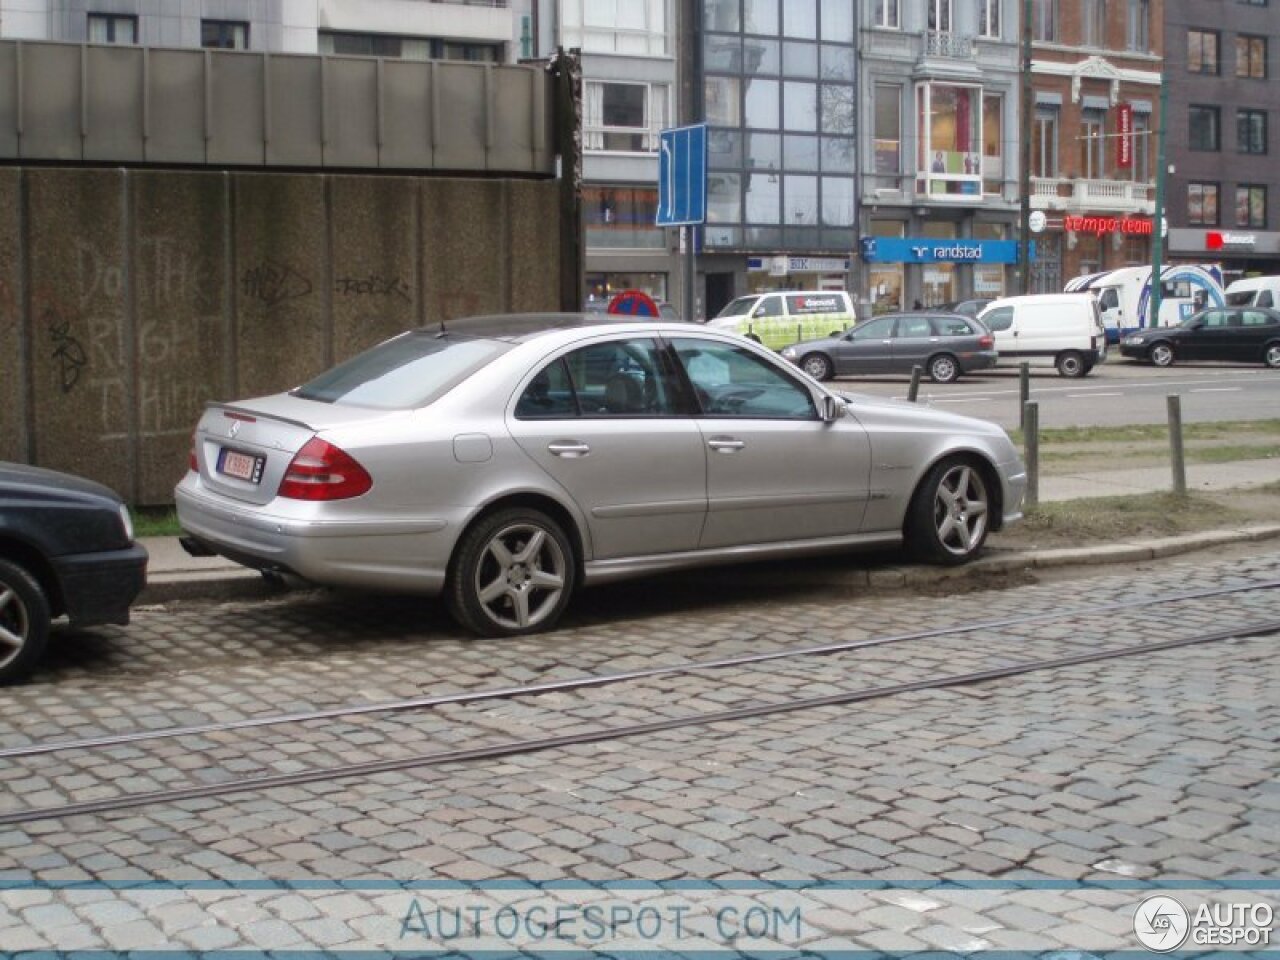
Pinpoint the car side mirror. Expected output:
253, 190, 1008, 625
819, 395, 845, 422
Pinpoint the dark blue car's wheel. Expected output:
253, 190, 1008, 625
0, 558, 50, 685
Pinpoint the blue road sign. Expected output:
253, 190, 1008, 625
656, 124, 707, 227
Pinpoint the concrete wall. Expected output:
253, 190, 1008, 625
0, 167, 563, 504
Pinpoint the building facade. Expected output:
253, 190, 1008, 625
534, 0, 678, 309
1165, 0, 1280, 280
856, 0, 1022, 313
1026, 0, 1162, 292
0, 0, 517, 61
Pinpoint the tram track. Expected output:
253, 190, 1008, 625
0, 607, 1276, 826
3, 578, 1277, 761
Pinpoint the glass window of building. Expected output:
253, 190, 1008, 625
1032, 107, 1059, 177
979, 0, 1001, 38
1188, 182, 1220, 225
88, 13, 137, 44
1237, 36, 1268, 79
705, 0, 740, 32
821, 177, 854, 226
784, 135, 820, 171
821, 44, 855, 81
874, 84, 902, 174
746, 133, 782, 169
1189, 105, 1220, 151
584, 187, 663, 249
1126, 0, 1149, 52
929, 0, 953, 32
742, 38, 780, 75
972, 223, 1008, 299
875, 0, 900, 29
821, 137, 855, 172
1080, 108, 1106, 179
921, 222, 957, 305
820, 83, 854, 137
1032, 0, 1058, 42
561, 0, 668, 55
585, 273, 668, 304
1236, 185, 1267, 227
820, 0, 854, 41
869, 220, 906, 313
786, 175, 819, 225
1128, 111, 1151, 181
202, 20, 248, 49
745, 171, 781, 223
744, 0, 778, 35
783, 42, 819, 77
705, 34, 743, 72
744, 79, 781, 129
1237, 109, 1268, 155
982, 95, 1003, 195
916, 84, 982, 196
1081, 0, 1106, 46
784, 82, 818, 131
705, 77, 742, 126
1188, 30, 1219, 74
787, 0, 817, 39
584, 82, 667, 152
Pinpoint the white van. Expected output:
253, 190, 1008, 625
978, 294, 1107, 378
708, 290, 857, 350
1224, 276, 1280, 309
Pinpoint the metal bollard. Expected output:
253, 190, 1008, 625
1168, 394, 1187, 495
907, 365, 922, 402
1019, 362, 1030, 431
1024, 401, 1039, 508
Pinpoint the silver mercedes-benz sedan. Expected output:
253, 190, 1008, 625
176, 315, 1026, 636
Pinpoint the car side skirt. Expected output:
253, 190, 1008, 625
581, 530, 903, 585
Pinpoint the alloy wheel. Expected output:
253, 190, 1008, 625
931, 464, 989, 558
473, 522, 568, 630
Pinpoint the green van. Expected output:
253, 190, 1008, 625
707, 290, 858, 350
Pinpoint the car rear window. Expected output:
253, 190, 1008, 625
292, 332, 511, 409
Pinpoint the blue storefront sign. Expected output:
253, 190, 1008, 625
859, 237, 1033, 264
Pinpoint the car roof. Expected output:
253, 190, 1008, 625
437, 312, 685, 342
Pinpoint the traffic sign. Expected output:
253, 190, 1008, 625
656, 124, 707, 227
606, 290, 660, 317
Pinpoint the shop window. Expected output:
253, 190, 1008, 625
584, 187, 664, 250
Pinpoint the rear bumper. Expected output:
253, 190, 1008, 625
959, 350, 998, 372
174, 479, 456, 594
53, 543, 148, 627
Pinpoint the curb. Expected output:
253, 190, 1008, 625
137, 523, 1280, 607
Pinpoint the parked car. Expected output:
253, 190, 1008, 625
1120, 306, 1280, 368
978, 293, 1107, 377
176, 315, 1026, 636
779, 312, 997, 383
936, 298, 993, 318
0, 462, 148, 684
708, 290, 858, 349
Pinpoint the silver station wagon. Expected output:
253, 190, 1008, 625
176, 315, 1027, 636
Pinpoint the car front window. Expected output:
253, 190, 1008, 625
715, 296, 758, 318
671, 338, 816, 419
293, 332, 510, 409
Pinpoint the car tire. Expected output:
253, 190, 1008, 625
928, 353, 960, 384
1055, 350, 1086, 378
1265, 341, 1280, 369
800, 352, 833, 381
446, 507, 576, 638
905, 457, 991, 566
0, 558, 51, 686
1149, 342, 1175, 367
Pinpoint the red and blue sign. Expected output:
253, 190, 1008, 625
606, 290, 661, 317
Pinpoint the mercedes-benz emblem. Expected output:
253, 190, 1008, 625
229, 420, 241, 439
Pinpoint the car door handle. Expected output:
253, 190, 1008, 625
707, 437, 745, 453
548, 441, 591, 457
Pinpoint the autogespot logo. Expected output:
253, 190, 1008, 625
1135, 896, 1191, 952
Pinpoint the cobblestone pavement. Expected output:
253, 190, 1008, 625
0, 550, 1277, 953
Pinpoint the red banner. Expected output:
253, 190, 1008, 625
1116, 103, 1133, 169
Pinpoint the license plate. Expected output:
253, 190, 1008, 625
218, 448, 265, 484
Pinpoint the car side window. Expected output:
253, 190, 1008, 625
671, 338, 817, 420
897, 316, 934, 339
850, 317, 894, 339
1257, 291, 1273, 308
932, 317, 973, 336
515, 357, 579, 418
983, 307, 1014, 332
1242, 310, 1272, 326
752, 295, 785, 318
517, 339, 678, 419
1200, 310, 1229, 328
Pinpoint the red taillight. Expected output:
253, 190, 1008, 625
189, 433, 198, 473
278, 438, 373, 501
979, 334, 994, 348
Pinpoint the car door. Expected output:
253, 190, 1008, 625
1239, 310, 1278, 362
830, 316, 897, 375
507, 336, 707, 561
1180, 309, 1233, 361
668, 336, 872, 549
889, 315, 938, 370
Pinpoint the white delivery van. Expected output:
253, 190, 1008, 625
1224, 275, 1280, 308
978, 293, 1107, 377
1066, 264, 1225, 342
708, 290, 857, 350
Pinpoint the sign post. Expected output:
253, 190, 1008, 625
657, 124, 708, 323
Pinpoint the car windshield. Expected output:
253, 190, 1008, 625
1225, 291, 1255, 307
292, 331, 511, 409
715, 296, 758, 318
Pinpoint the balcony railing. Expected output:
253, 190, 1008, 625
925, 31, 974, 58
1030, 177, 1155, 213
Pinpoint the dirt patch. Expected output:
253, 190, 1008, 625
991, 483, 1280, 552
